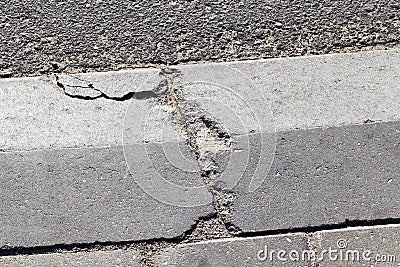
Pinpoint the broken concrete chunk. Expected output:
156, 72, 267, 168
56, 69, 164, 99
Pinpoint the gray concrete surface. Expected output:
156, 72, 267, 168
1, 49, 400, 265
0, 72, 157, 151
0, 145, 212, 247
228, 121, 400, 231
2, 50, 398, 152
237, 49, 400, 132
156, 225, 400, 266
178, 49, 400, 134
156, 234, 310, 266
0, 69, 214, 247
175, 49, 400, 231
57, 69, 163, 99
0, 249, 140, 267
316, 225, 400, 266
1, 1, 400, 76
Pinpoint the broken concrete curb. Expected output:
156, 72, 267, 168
1, 49, 400, 265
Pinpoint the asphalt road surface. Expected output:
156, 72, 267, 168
1, 0, 400, 76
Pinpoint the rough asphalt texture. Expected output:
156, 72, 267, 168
1, 0, 400, 76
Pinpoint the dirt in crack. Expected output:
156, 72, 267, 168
53, 74, 163, 101
0, 213, 221, 267
158, 67, 242, 236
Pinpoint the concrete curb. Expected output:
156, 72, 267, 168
1, 49, 399, 265
156, 224, 400, 266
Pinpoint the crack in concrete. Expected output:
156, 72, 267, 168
0, 213, 217, 267
32, 68, 400, 266
52, 69, 242, 239
46, 68, 237, 266
52, 74, 165, 101
158, 67, 242, 237
307, 233, 321, 267
3, 218, 400, 266
136, 213, 218, 267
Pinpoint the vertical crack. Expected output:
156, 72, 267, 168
307, 232, 322, 267
158, 67, 241, 237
